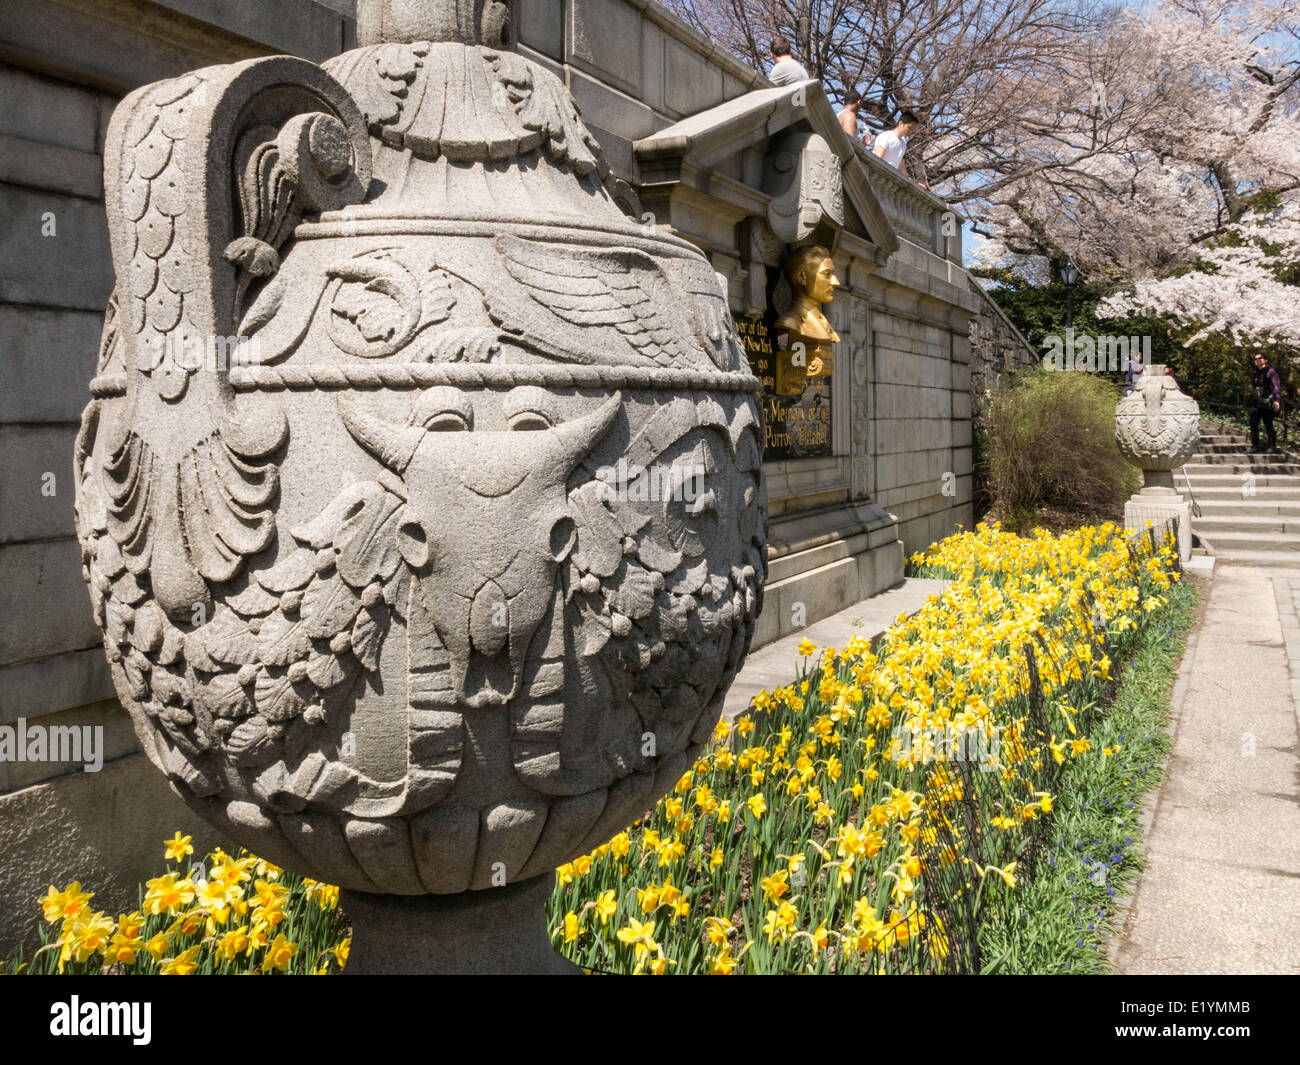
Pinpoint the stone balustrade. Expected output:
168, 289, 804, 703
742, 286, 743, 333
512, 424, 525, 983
850, 140, 961, 263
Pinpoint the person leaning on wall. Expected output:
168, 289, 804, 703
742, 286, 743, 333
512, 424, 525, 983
871, 109, 928, 189
768, 37, 809, 85
837, 89, 862, 137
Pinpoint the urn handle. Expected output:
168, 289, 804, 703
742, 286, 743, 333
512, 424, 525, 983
93, 57, 372, 618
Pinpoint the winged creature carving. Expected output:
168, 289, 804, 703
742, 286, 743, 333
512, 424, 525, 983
482, 235, 744, 372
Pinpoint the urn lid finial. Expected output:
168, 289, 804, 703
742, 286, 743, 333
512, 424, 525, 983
357, 0, 510, 47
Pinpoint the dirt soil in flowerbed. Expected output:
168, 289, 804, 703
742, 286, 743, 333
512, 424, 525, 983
978, 502, 1128, 536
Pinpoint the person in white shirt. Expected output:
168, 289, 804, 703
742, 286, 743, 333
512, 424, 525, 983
768, 37, 809, 86
837, 89, 862, 137
871, 110, 926, 188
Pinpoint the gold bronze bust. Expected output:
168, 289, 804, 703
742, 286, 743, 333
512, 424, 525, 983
774, 245, 840, 395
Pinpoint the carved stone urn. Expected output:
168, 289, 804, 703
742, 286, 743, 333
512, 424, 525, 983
74, 0, 766, 973
1115, 367, 1199, 559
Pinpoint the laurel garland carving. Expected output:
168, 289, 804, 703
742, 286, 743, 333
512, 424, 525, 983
77, 385, 764, 883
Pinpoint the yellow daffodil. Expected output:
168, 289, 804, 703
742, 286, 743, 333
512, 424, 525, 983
160, 944, 203, 975
759, 870, 789, 903
333, 938, 351, 968
60, 911, 115, 964
163, 832, 194, 863
262, 933, 298, 972
215, 925, 250, 962
105, 931, 143, 965
143, 873, 195, 916
562, 912, 580, 943
39, 882, 92, 925
593, 890, 617, 926
616, 918, 658, 965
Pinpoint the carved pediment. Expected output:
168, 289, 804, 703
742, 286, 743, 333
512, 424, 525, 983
633, 81, 899, 261
763, 129, 845, 245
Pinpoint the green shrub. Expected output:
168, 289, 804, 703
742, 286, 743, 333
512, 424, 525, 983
983, 370, 1138, 532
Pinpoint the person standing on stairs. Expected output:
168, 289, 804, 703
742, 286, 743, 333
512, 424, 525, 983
1251, 353, 1282, 453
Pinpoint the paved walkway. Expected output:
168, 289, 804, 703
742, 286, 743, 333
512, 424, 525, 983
722, 579, 950, 722
1113, 566, 1300, 974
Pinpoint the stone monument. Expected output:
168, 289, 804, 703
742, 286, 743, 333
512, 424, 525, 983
1115, 367, 1199, 561
73, 0, 767, 973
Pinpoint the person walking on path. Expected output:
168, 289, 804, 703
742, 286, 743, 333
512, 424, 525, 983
768, 37, 809, 85
837, 89, 862, 136
1251, 353, 1282, 453
872, 110, 927, 188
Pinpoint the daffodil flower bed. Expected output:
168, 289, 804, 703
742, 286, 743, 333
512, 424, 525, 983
7, 522, 1181, 976
10, 835, 349, 975
545, 522, 1182, 974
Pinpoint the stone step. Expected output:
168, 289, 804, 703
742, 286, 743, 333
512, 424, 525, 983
1185, 455, 1294, 465
1191, 529, 1300, 551
1176, 474, 1300, 489
1180, 463, 1300, 478
1208, 549, 1300, 569
1192, 515, 1300, 535
1191, 499, 1300, 516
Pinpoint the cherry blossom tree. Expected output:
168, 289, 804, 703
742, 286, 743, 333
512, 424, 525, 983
969, 0, 1300, 281
665, 0, 1300, 349
1096, 205, 1300, 347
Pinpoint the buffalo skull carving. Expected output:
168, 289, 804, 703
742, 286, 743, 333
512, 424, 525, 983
340, 387, 622, 707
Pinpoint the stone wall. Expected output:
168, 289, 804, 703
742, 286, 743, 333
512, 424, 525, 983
968, 279, 1040, 433
514, 0, 766, 175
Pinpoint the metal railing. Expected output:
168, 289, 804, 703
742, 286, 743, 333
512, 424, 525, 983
1177, 377, 1299, 451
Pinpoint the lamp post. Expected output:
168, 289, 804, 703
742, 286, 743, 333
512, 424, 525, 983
1060, 257, 1080, 332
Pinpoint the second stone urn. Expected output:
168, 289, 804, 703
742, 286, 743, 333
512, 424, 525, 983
1115, 367, 1200, 560
74, 0, 767, 973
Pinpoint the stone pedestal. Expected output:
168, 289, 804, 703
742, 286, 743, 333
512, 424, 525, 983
341, 874, 578, 975
1123, 482, 1192, 562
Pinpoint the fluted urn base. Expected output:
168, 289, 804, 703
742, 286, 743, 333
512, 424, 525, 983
341, 874, 579, 974
1124, 481, 1192, 563
1141, 469, 1177, 493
